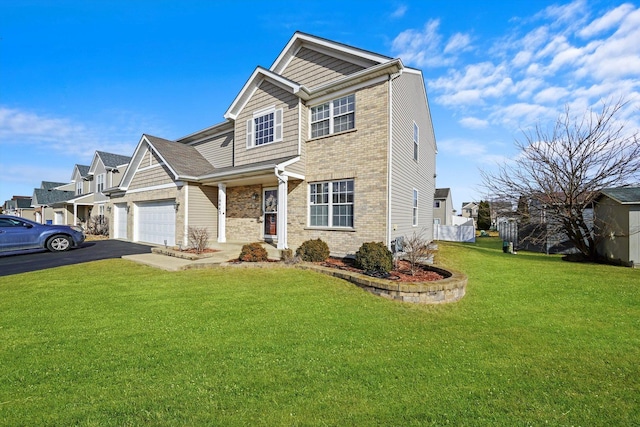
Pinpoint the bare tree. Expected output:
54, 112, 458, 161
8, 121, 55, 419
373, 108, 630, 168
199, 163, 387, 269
482, 99, 640, 260
188, 226, 210, 254
402, 230, 436, 275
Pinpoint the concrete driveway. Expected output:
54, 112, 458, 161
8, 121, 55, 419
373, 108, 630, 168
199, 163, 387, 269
0, 240, 152, 277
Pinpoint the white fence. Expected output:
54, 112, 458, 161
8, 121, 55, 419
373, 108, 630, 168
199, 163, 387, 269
434, 224, 476, 242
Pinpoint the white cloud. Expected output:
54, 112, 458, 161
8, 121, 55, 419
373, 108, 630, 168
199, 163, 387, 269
579, 3, 635, 38
459, 117, 489, 129
390, 4, 407, 18
444, 33, 472, 54
533, 86, 571, 104
391, 19, 470, 68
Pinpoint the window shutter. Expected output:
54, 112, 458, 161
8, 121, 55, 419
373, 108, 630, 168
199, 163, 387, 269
246, 119, 253, 148
274, 108, 283, 141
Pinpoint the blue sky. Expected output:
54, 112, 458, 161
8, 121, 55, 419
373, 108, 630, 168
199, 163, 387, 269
1, 0, 639, 212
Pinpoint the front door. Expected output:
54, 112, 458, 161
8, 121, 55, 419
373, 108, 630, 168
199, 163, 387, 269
263, 188, 277, 238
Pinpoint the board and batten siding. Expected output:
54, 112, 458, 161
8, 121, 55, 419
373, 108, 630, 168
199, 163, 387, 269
390, 71, 436, 243
280, 47, 369, 88
191, 130, 234, 169
235, 80, 299, 167
187, 184, 218, 243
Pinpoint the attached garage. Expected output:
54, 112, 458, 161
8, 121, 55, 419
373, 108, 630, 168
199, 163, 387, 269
113, 203, 128, 239
134, 200, 176, 246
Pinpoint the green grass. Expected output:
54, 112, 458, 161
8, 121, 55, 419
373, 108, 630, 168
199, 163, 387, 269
1, 238, 638, 426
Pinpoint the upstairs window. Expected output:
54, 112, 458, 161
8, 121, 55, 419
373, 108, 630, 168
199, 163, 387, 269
413, 122, 419, 161
434, 200, 441, 208
76, 181, 83, 196
246, 107, 283, 148
310, 94, 355, 138
96, 173, 105, 193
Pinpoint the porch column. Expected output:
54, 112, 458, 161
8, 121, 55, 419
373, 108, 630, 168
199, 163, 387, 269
73, 203, 78, 226
218, 183, 226, 243
277, 175, 288, 249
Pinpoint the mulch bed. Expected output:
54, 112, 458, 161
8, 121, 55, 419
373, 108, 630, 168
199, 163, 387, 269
321, 257, 444, 282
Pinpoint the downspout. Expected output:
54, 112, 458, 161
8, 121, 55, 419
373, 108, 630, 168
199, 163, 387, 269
387, 71, 403, 250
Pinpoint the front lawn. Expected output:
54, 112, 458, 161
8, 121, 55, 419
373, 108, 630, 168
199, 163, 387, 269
1, 238, 638, 425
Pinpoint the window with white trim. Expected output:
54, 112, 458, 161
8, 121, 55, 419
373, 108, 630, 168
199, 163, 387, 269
309, 179, 354, 228
246, 107, 283, 148
96, 174, 105, 193
434, 200, 441, 208
310, 94, 355, 138
413, 189, 418, 226
76, 180, 83, 196
413, 122, 419, 161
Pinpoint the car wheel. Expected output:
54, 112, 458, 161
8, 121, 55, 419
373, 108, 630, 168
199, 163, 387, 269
47, 235, 72, 252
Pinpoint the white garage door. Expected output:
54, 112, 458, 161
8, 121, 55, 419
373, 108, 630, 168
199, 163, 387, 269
54, 211, 64, 225
114, 203, 128, 239
135, 201, 176, 246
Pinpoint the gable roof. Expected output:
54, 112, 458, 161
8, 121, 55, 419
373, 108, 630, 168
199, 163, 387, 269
270, 31, 391, 74
41, 181, 66, 190
224, 32, 404, 121
144, 135, 215, 178
32, 188, 74, 206
434, 188, 450, 199
88, 151, 131, 175
97, 151, 131, 168
71, 164, 90, 181
599, 187, 640, 204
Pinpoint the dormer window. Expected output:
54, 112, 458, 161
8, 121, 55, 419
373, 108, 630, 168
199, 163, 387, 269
246, 107, 283, 148
76, 180, 83, 196
310, 94, 355, 138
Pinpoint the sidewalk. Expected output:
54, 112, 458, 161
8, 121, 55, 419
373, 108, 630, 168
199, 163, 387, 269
122, 241, 283, 271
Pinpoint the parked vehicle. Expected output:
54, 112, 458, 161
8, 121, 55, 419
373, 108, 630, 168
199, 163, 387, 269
0, 215, 85, 253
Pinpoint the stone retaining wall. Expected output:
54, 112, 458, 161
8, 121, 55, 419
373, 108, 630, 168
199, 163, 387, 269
297, 263, 467, 304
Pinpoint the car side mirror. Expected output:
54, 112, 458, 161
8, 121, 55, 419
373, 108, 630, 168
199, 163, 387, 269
23, 223, 33, 229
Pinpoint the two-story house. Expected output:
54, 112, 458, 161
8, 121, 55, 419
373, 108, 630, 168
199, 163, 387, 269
53, 152, 131, 226
31, 181, 74, 224
433, 188, 453, 226
106, 32, 437, 256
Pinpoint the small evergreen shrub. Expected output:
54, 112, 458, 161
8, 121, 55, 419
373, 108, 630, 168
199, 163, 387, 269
355, 242, 393, 273
239, 242, 268, 262
295, 238, 330, 262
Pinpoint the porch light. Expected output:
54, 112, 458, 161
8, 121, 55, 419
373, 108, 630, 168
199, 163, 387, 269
252, 192, 259, 201
174, 201, 180, 211
106, 205, 112, 213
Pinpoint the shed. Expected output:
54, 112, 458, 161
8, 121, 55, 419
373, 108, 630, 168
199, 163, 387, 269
595, 187, 640, 267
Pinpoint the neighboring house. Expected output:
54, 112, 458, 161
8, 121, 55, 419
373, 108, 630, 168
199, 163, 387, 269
461, 201, 479, 224
31, 181, 74, 224
595, 187, 640, 267
106, 32, 437, 256
55, 152, 131, 226
433, 188, 453, 226
2, 196, 36, 221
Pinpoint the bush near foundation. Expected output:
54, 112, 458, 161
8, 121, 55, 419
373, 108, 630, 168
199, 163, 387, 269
239, 242, 269, 262
296, 239, 330, 262
355, 242, 393, 273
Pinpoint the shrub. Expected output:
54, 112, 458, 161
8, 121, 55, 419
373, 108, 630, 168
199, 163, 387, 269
239, 242, 268, 262
86, 215, 109, 236
402, 230, 435, 275
295, 238, 330, 262
355, 242, 393, 273
188, 226, 210, 254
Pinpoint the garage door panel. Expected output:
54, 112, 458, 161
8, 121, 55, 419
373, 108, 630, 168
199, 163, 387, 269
135, 201, 176, 246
